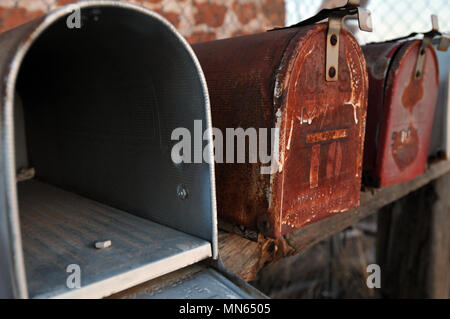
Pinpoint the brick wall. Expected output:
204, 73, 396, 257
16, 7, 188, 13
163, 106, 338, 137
0, 0, 285, 43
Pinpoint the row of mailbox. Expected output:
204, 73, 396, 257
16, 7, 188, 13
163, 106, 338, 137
0, 0, 448, 298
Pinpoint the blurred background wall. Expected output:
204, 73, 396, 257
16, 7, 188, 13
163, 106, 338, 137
1, 1, 448, 44
0, 0, 285, 43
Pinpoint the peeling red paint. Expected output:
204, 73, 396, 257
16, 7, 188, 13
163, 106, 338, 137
391, 125, 419, 171
363, 40, 439, 186
402, 74, 424, 113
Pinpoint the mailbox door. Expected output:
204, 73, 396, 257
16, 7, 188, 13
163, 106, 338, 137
270, 25, 368, 236
376, 41, 439, 186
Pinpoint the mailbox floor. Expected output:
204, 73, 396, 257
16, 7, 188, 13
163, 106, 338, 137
17, 180, 212, 299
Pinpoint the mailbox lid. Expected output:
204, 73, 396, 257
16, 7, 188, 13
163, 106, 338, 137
272, 24, 368, 236
110, 263, 267, 299
375, 41, 439, 186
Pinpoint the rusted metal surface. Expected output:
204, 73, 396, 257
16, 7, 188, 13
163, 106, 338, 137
193, 24, 368, 238
363, 40, 439, 187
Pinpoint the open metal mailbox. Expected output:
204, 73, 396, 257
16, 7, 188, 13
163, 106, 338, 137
0, 1, 244, 299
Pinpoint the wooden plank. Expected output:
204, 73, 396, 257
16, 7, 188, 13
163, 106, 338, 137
377, 172, 450, 298
219, 160, 450, 282
18, 180, 211, 299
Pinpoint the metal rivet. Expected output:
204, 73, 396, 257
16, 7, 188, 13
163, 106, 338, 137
330, 34, 338, 46
329, 67, 336, 78
177, 184, 188, 200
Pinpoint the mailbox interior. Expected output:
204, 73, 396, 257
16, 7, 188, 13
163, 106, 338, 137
11, 6, 216, 298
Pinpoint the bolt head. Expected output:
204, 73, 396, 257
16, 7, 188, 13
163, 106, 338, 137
330, 34, 338, 46
177, 184, 188, 200
329, 67, 337, 78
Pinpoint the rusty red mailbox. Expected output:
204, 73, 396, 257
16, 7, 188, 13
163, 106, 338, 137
363, 16, 449, 187
193, 1, 372, 238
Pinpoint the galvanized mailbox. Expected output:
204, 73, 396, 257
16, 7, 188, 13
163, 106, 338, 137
0, 1, 220, 299
193, 1, 372, 238
429, 40, 450, 159
363, 16, 449, 187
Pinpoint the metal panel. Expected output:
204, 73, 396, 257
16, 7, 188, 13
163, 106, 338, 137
429, 44, 450, 158
193, 24, 368, 238
0, 1, 217, 298
18, 180, 211, 299
363, 40, 439, 187
110, 264, 267, 299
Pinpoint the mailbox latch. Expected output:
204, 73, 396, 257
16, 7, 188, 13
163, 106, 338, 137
325, 1, 372, 81
414, 15, 450, 79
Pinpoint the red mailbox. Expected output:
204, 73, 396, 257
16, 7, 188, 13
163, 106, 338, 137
193, 1, 372, 238
363, 16, 449, 187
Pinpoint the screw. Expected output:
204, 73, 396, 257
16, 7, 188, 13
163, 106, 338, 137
330, 34, 338, 46
329, 67, 336, 78
177, 184, 188, 200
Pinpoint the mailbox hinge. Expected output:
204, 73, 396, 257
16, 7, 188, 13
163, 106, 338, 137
325, 1, 373, 81
270, 0, 372, 82
414, 15, 450, 79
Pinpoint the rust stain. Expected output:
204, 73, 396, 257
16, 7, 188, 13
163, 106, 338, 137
306, 128, 348, 143
256, 234, 294, 270
402, 74, 424, 113
334, 141, 343, 177
309, 144, 320, 189
391, 125, 419, 171
326, 141, 337, 178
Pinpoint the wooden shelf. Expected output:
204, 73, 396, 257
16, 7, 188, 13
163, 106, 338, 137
218, 160, 450, 282
18, 180, 211, 299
